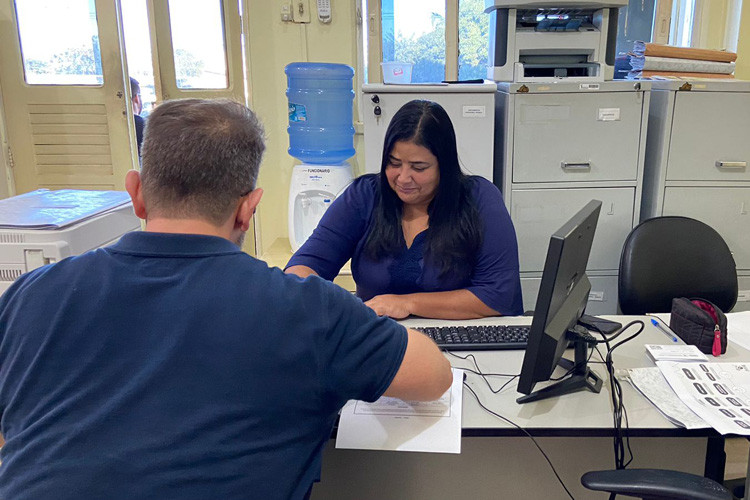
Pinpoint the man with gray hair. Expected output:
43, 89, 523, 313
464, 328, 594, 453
0, 98, 451, 499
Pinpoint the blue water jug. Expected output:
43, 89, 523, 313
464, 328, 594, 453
286, 62, 355, 165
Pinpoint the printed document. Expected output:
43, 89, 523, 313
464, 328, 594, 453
645, 344, 708, 362
628, 367, 708, 429
658, 361, 750, 435
336, 368, 463, 454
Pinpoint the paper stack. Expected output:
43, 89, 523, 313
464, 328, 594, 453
645, 344, 708, 362
628, 41, 736, 80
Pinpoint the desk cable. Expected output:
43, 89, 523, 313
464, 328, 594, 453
590, 320, 646, 470
447, 350, 576, 500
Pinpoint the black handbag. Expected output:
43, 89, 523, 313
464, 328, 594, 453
669, 297, 728, 356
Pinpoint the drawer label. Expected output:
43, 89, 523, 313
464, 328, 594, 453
580, 83, 600, 90
598, 108, 621, 121
589, 290, 605, 302
462, 105, 486, 118
738, 290, 750, 302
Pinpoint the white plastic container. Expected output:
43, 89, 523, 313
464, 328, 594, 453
381, 62, 413, 84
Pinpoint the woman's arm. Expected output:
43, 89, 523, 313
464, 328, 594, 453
284, 176, 375, 280
284, 265, 319, 278
365, 289, 499, 320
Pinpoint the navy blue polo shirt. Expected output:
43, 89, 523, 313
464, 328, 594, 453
0, 232, 407, 499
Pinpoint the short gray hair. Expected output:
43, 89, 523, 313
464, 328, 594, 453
140, 98, 265, 225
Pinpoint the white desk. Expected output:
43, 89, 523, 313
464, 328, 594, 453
311, 315, 748, 500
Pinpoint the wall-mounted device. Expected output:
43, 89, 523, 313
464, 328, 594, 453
485, 0, 627, 82
317, 0, 331, 23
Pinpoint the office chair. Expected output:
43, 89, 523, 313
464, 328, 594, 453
581, 469, 732, 500
619, 216, 738, 315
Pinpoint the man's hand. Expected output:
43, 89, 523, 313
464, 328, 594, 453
364, 294, 411, 319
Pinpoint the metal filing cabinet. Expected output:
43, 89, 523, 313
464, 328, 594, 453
641, 80, 750, 312
495, 80, 651, 314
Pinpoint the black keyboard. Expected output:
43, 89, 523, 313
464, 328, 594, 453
414, 324, 530, 351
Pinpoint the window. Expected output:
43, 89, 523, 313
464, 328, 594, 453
458, 0, 489, 80
121, 0, 156, 115
371, 0, 488, 83
381, 0, 446, 83
168, 0, 229, 89
14, 0, 103, 85
670, 0, 696, 47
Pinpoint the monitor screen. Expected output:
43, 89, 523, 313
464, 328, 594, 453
516, 199, 603, 404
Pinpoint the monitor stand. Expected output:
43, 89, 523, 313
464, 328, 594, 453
516, 326, 603, 404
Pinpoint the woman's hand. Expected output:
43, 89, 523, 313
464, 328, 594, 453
364, 294, 412, 319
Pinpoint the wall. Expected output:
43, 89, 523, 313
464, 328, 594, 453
694, 0, 730, 49
0, 80, 13, 199
245, 1, 364, 257
737, 0, 750, 79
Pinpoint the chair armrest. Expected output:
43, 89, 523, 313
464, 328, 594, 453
581, 469, 731, 500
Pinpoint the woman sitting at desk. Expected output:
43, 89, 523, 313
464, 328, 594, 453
285, 100, 523, 320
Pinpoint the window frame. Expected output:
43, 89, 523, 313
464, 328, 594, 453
365, 0, 463, 84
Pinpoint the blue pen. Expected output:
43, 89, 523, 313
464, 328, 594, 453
651, 318, 679, 343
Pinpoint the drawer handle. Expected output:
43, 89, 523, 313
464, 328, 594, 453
715, 161, 747, 169
561, 161, 591, 171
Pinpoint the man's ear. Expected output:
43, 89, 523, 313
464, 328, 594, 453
235, 188, 264, 232
125, 170, 147, 220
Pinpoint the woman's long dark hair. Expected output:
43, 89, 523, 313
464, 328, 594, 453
363, 100, 482, 278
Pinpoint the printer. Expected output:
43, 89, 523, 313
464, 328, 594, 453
0, 190, 141, 295
485, 0, 628, 82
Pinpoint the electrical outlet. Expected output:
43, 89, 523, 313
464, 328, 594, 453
280, 2, 292, 22
292, 0, 311, 23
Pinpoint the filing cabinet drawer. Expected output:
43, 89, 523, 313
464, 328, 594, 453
512, 92, 643, 183
667, 92, 750, 181
662, 187, 750, 270
511, 187, 635, 273
521, 274, 618, 315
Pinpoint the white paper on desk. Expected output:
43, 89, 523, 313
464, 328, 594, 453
645, 344, 708, 362
658, 361, 750, 435
628, 367, 708, 429
727, 312, 750, 351
335, 369, 463, 454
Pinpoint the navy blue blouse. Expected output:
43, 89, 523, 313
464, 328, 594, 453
286, 174, 523, 316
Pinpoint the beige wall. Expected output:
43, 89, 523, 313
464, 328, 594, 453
695, 0, 730, 49
245, 1, 364, 257
0, 80, 13, 199
737, 0, 750, 79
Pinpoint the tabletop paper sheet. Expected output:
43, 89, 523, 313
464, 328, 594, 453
336, 369, 463, 454
628, 367, 709, 429
658, 361, 750, 435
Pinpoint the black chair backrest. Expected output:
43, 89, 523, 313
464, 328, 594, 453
619, 216, 738, 315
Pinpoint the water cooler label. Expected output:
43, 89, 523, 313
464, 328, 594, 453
289, 103, 307, 122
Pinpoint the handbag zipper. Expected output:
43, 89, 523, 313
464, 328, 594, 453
713, 325, 722, 357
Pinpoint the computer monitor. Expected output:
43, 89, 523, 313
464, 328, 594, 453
516, 200, 604, 404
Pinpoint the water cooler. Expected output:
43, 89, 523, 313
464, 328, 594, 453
286, 62, 355, 252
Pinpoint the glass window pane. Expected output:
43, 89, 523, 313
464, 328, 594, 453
458, 0, 489, 81
382, 0, 445, 83
168, 0, 228, 89
122, 0, 156, 115
14, 0, 103, 85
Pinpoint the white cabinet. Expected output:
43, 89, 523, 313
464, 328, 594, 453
641, 81, 750, 313
496, 81, 650, 315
